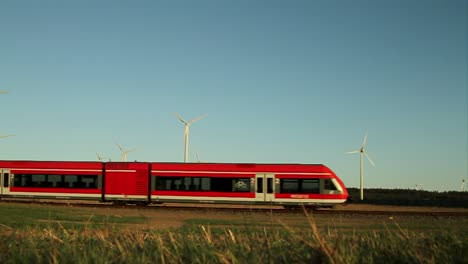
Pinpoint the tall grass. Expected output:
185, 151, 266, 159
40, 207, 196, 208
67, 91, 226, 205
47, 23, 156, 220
0, 218, 466, 264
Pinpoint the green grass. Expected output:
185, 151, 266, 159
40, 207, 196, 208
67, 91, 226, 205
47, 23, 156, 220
0, 222, 466, 264
0, 203, 147, 229
0, 202, 467, 263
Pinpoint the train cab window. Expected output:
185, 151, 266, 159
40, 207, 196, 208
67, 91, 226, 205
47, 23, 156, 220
324, 179, 337, 190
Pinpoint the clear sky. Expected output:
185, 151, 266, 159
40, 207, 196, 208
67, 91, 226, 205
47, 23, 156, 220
0, 0, 466, 191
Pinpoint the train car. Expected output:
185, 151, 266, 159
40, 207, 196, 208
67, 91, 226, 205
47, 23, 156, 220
0, 160, 103, 200
0, 160, 348, 208
150, 162, 348, 208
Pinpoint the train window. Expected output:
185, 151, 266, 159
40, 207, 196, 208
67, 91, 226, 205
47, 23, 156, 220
280, 179, 299, 193
183, 178, 192, 190
153, 176, 250, 192
211, 178, 232, 192
32, 175, 46, 187
173, 178, 183, 190
267, 178, 274, 194
3, 173, 9, 187
280, 179, 320, 194
154, 177, 171, 190
48, 175, 62, 187
82, 176, 98, 188
257, 177, 263, 193
14, 174, 31, 187
233, 179, 250, 192
302, 179, 320, 194
12, 174, 99, 189
64, 176, 78, 188
200, 178, 210, 191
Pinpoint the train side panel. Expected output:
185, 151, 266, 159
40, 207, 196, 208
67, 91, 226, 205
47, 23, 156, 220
104, 162, 149, 202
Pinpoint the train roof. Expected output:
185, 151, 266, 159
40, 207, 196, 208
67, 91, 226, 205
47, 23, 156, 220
0, 160, 333, 173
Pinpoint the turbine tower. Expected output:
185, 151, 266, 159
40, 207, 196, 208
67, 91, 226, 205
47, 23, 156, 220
116, 144, 136, 162
346, 131, 375, 200
174, 113, 207, 162
461, 177, 466, 192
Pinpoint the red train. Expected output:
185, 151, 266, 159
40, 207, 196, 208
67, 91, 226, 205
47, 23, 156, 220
0, 160, 349, 208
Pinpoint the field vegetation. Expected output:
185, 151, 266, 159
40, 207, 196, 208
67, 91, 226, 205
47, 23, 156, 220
0, 202, 467, 263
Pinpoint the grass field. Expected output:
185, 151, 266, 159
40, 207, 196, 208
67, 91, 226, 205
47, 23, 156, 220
0, 202, 467, 263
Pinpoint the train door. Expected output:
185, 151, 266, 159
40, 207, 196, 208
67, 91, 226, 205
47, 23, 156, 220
255, 174, 275, 202
0, 169, 11, 197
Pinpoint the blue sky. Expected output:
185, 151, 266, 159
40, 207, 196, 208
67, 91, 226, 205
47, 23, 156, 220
0, 1, 466, 191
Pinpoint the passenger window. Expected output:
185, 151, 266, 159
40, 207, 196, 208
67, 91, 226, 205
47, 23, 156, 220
302, 179, 320, 193
280, 179, 299, 193
234, 179, 250, 192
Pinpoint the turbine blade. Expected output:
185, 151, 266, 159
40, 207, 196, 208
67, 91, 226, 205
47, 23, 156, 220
188, 114, 208, 124
361, 130, 368, 148
116, 143, 125, 152
127, 148, 137, 153
0, 91, 8, 94
345, 150, 360, 154
364, 151, 375, 167
0, 134, 14, 138
174, 113, 188, 125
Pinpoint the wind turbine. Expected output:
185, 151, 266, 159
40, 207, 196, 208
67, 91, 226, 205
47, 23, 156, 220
461, 177, 466, 192
346, 131, 375, 200
174, 113, 207, 162
116, 143, 136, 162
195, 151, 207, 163
0, 91, 8, 94
96, 153, 107, 162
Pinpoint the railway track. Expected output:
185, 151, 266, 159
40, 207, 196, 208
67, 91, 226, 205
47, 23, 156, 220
1, 199, 467, 217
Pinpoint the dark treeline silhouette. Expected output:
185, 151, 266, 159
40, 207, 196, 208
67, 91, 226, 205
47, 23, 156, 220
347, 188, 468, 208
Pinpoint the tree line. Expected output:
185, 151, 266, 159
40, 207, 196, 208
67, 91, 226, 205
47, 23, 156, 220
347, 188, 468, 208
